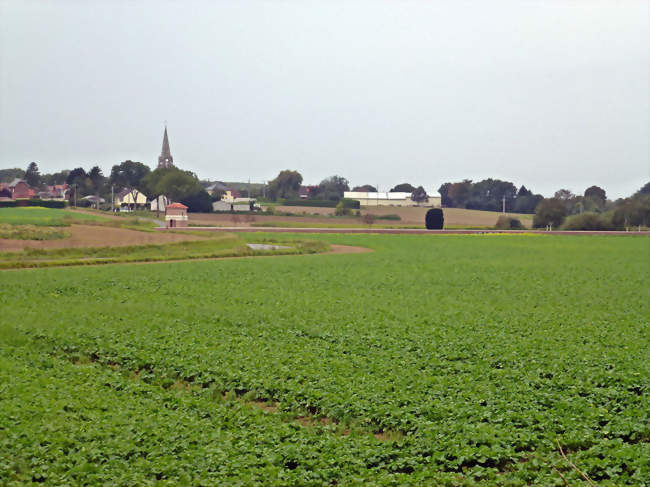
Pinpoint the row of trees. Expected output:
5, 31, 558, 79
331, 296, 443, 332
533, 183, 649, 229
437, 179, 542, 213
265, 170, 430, 203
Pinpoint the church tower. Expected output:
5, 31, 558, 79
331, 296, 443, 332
157, 125, 175, 169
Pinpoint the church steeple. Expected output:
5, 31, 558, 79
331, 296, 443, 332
158, 125, 175, 169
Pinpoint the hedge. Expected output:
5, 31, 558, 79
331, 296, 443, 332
0, 199, 67, 209
280, 199, 360, 209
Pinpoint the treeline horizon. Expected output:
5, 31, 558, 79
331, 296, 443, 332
1, 163, 648, 230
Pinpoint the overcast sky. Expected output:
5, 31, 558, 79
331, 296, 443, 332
1, 1, 648, 198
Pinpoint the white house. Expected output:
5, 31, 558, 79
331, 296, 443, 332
115, 188, 147, 210
344, 191, 441, 207
150, 195, 171, 212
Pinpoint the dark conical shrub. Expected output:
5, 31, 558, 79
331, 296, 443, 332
425, 208, 444, 229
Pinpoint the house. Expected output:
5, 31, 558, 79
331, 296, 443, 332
221, 189, 241, 202
114, 188, 147, 211
81, 195, 105, 205
165, 202, 188, 228
343, 191, 442, 207
205, 181, 230, 196
150, 195, 171, 212
299, 185, 319, 199
46, 184, 70, 200
212, 199, 256, 212
6, 179, 32, 199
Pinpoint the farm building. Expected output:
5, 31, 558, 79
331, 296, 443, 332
165, 202, 188, 228
344, 191, 441, 207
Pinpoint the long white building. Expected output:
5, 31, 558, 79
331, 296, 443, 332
344, 191, 441, 207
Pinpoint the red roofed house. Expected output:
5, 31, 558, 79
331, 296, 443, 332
6, 179, 32, 199
165, 202, 188, 228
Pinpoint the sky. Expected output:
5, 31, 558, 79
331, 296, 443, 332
0, 1, 648, 198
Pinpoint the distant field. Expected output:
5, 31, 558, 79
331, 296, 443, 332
1, 234, 648, 485
0, 207, 105, 226
191, 207, 532, 229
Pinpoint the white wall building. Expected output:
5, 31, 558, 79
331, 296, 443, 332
344, 191, 441, 207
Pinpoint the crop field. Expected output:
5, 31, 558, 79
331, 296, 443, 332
1, 234, 648, 485
0, 207, 106, 226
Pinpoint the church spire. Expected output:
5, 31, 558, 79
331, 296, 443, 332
158, 124, 175, 169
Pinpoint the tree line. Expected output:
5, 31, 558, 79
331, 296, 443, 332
265, 170, 430, 203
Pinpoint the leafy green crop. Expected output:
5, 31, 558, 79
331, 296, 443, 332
1, 234, 648, 485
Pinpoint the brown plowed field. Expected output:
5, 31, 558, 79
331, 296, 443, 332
190, 207, 533, 228
0, 225, 206, 252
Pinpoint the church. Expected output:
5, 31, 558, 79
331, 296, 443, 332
157, 125, 175, 169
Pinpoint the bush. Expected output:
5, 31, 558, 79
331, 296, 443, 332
495, 215, 524, 230
334, 201, 352, 216
533, 198, 567, 228
28, 199, 67, 209
560, 212, 615, 231
361, 214, 375, 225
425, 209, 444, 229
0, 200, 68, 208
375, 214, 401, 221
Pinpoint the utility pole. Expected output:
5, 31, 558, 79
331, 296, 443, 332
73, 184, 77, 207
502, 195, 506, 214
111, 185, 114, 213
248, 178, 251, 198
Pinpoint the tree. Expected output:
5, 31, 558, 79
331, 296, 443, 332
24, 162, 41, 188
334, 200, 351, 216
584, 185, 606, 208
180, 189, 212, 213
315, 175, 350, 201
425, 208, 444, 229
438, 182, 452, 206
513, 193, 543, 214
154, 170, 203, 203
410, 186, 429, 203
447, 180, 472, 208
66, 167, 94, 198
109, 161, 151, 208
554, 189, 575, 201
42, 170, 69, 186
267, 170, 303, 200
612, 195, 650, 229
634, 182, 650, 196
390, 183, 416, 193
109, 160, 151, 191
352, 184, 377, 192
533, 198, 568, 228
467, 179, 517, 212
517, 185, 533, 197
0, 168, 25, 183
88, 166, 106, 194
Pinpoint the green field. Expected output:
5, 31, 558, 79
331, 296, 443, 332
1, 234, 648, 485
0, 207, 105, 226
